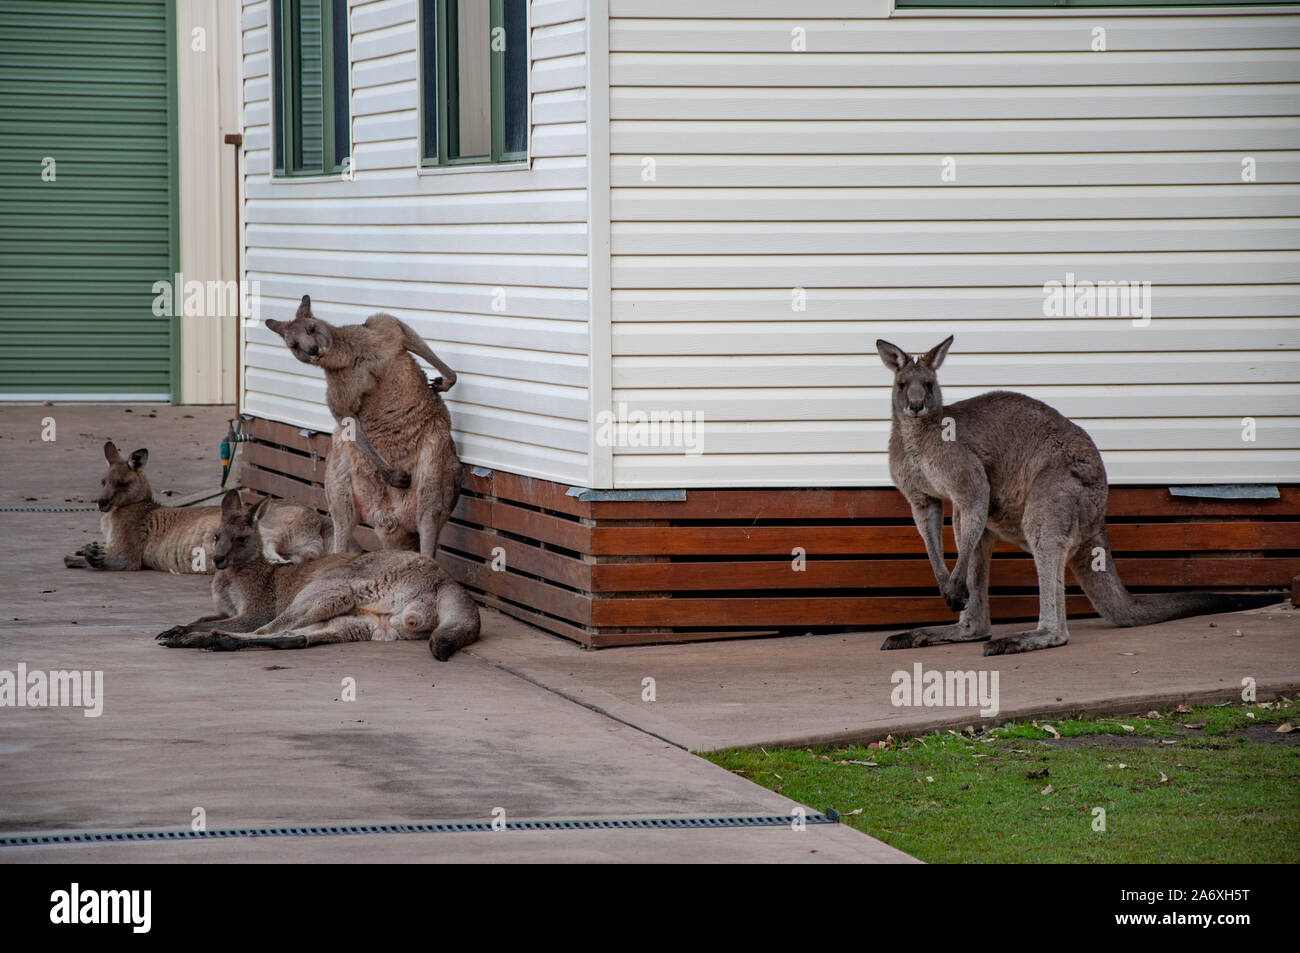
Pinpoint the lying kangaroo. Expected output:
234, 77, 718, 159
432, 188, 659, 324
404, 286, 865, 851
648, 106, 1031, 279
875, 336, 1278, 655
249, 496, 334, 565
157, 490, 480, 661
64, 442, 328, 573
265, 295, 462, 557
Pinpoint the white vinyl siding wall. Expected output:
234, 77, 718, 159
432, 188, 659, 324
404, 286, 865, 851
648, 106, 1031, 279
607, 3, 1300, 488
239, 0, 591, 485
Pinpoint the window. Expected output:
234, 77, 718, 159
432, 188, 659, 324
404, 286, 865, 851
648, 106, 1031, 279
271, 0, 350, 176
421, 0, 529, 167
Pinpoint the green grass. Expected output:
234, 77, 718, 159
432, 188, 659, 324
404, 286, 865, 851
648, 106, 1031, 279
703, 699, 1300, 863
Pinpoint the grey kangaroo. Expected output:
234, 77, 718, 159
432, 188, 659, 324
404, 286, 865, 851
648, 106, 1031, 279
876, 336, 1278, 655
265, 295, 462, 557
64, 441, 325, 573
157, 490, 480, 661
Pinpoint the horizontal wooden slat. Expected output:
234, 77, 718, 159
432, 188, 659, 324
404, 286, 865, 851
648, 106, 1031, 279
590, 593, 1096, 627
441, 522, 592, 590
455, 496, 591, 552
440, 551, 592, 625
591, 556, 1300, 591
462, 467, 592, 518
591, 521, 1300, 556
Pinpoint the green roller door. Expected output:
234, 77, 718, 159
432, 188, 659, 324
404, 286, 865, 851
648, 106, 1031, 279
0, 0, 177, 399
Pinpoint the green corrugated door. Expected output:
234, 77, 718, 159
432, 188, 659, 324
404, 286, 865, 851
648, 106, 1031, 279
0, 0, 176, 399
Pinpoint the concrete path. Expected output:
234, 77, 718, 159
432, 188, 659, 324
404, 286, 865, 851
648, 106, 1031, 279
0, 405, 912, 863
472, 607, 1300, 752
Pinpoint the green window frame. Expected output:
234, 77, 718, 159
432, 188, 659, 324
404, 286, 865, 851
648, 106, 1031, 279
896, 1, 1292, 7
270, 0, 350, 177
420, 0, 529, 167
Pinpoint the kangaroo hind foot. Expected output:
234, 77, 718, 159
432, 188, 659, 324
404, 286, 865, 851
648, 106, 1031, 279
881, 621, 990, 651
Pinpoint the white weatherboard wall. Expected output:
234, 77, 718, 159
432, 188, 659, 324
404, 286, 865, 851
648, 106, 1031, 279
608, 3, 1300, 487
238, 0, 592, 485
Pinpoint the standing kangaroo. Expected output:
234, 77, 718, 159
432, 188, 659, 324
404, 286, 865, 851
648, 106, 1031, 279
64, 442, 328, 573
157, 490, 480, 661
876, 336, 1278, 655
265, 295, 462, 556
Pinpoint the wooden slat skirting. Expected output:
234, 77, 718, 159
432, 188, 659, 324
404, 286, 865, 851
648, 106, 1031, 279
235, 415, 1296, 649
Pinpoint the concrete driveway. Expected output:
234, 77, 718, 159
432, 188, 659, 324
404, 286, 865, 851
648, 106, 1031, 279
0, 405, 911, 863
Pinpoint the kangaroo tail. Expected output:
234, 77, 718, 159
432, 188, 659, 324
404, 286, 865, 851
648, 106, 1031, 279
429, 583, 481, 662
1070, 528, 1283, 627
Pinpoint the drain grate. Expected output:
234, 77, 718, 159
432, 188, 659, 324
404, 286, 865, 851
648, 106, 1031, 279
0, 506, 97, 513
1, 814, 836, 847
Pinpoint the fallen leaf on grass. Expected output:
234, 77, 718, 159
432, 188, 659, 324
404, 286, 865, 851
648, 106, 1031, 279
1041, 724, 1061, 739
1246, 712, 1256, 719
1159, 772, 1168, 783
1183, 723, 1206, 730
1276, 722, 1295, 733
1040, 785, 1053, 795
1120, 724, 1135, 732
1175, 704, 1192, 714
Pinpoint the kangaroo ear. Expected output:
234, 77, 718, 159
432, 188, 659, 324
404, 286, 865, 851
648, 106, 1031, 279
249, 497, 273, 523
104, 441, 122, 463
265, 318, 284, 336
920, 335, 954, 370
128, 448, 148, 471
876, 340, 911, 373
221, 489, 244, 520
295, 294, 312, 319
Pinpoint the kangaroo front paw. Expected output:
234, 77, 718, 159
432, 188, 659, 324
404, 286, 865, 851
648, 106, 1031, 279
385, 469, 411, 489
158, 630, 213, 649
83, 542, 108, 570
432, 637, 455, 661
429, 376, 445, 392
155, 626, 186, 643
207, 633, 246, 652
941, 577, 969, 612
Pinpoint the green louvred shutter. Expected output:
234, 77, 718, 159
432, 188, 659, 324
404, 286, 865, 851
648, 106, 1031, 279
0, 0, 178, 399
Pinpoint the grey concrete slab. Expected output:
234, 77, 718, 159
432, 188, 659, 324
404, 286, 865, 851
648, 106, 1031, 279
0, 405, 913, 863
470, 606, 1300, 753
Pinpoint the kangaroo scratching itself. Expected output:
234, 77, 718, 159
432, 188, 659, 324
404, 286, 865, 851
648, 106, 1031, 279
64, 442, 327, 573
157, 490, 480, 661
265, 295, 462, 556
876, 336, 1278, 656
